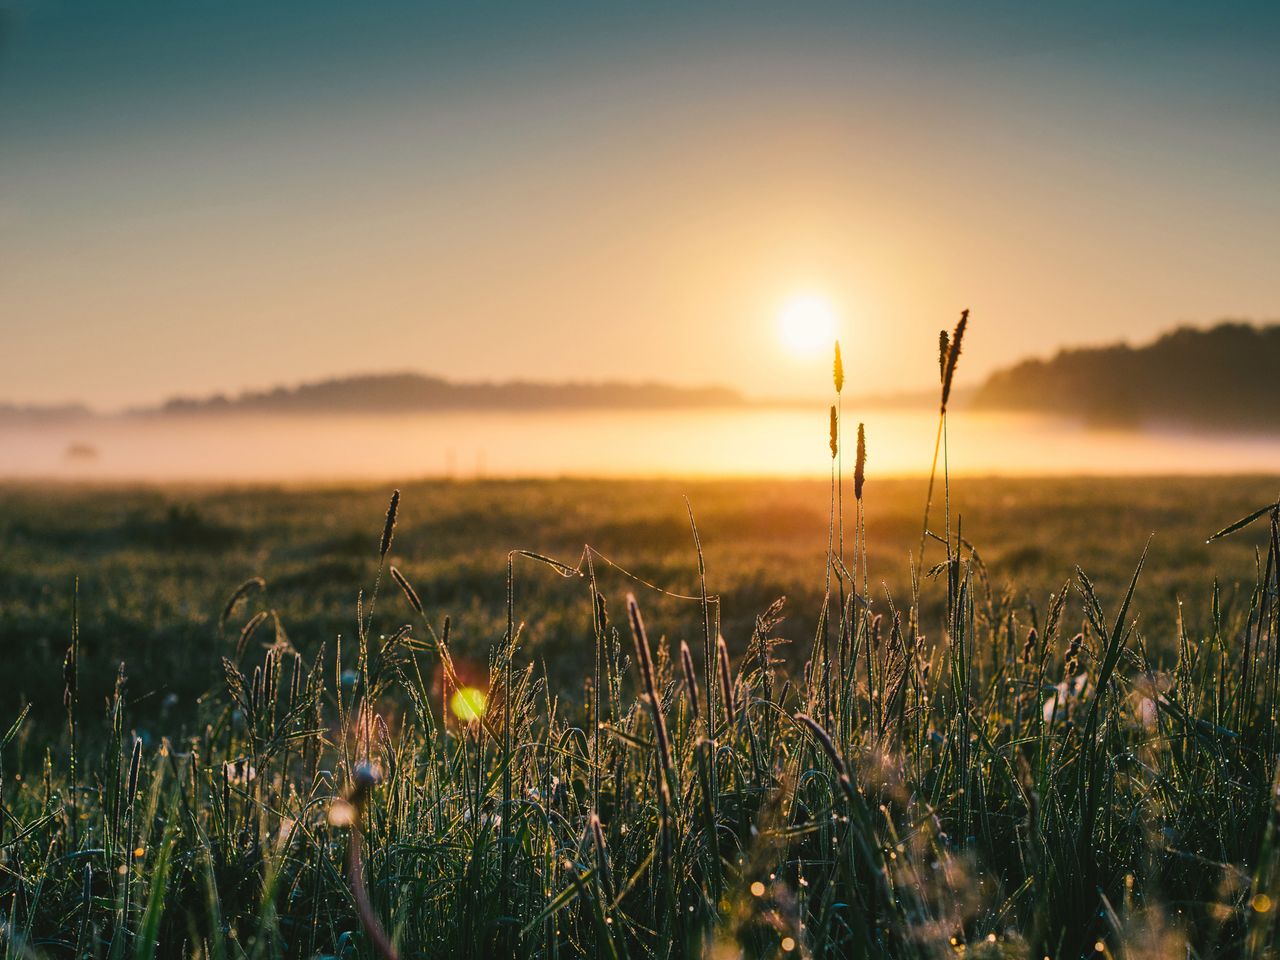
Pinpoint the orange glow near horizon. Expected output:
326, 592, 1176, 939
8, 407, 1280, 482
4, 6, 1278, 414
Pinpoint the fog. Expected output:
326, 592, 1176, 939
2, 408, 1278, 482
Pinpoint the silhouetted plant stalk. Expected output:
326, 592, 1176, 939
854, 422, 866, 503
852, 422, 869, 682
389, 565, 422, 615
834, 341, 848, 722
379, 489, 400, 559
823, 401, 839, 726
919, 309, 969, 562
826, 403, 838, 602
834, 339, 845, 578
361, 488, 400, 648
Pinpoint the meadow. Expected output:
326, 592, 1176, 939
1, 451, 1279, 956
1, 475, 1273, 725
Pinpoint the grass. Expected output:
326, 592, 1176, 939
1, 405, 1279, 954
0, 475, 1272, 728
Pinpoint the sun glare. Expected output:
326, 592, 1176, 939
450, 686, 488, 722
778, 294, 838, 356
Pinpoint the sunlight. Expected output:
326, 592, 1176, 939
777, 293, 839, 356
450, 685, 488, 722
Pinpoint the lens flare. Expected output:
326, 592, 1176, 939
450, 686, 488, 722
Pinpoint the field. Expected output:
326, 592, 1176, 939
1, 473, 1279, 958
3, 476, 1273, 720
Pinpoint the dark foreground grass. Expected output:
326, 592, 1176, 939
1, 470, 1278, 958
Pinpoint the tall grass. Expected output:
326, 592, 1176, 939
1, 327, 1279, 959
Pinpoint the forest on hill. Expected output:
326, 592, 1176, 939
973, 321, 1280, 429
152, 372, 745, 414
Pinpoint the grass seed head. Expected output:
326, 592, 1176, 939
718, 634, 736, 726
390, 566, 424, 616
235, 610, 270, 662
379, 489, 400, 558
940, 309, 969, 413
1021, 627, 1039, 665
1064, 632, 1084, 679
680, 639, 701, 719
220, 576, 266, 631
854, 422, 866, 500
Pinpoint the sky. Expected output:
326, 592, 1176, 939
2, 1, 1278, 410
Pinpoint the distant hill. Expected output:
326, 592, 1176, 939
972, 321, 1280, 430
147, 372, 747, 415
0, 402, 91, 424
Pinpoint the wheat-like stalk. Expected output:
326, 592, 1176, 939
1064, 632, 1084, 679
679, 639, 701, 720
717, 634, 736, 727
220, 577, 266, 631
379, 489, 400, 558
940, 309, 968, 414
235, 610, 271, 662
854, 422, 866, 501
389, 566, 423, 616
1021, 626, 1039, 665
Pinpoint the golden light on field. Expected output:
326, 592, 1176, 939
777, 294, 839, 357
450, 686, 488, 722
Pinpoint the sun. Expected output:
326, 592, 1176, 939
777, 294, 838, 356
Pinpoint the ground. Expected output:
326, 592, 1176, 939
1, 475, 1272, 728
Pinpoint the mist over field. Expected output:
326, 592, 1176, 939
8, 322, 1278, 482
4, 406, 1279, 482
